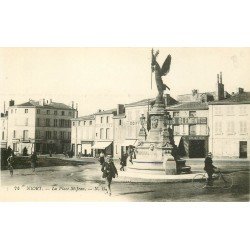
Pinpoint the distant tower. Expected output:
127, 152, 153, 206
217, 72, 224, 100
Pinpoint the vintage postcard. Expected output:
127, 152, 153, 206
0, 47, 249, 201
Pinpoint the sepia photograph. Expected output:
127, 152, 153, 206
0, 47, 249, 201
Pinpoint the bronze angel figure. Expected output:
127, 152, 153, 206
151, 49, 171, 103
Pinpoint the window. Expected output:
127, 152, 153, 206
239, 106, 247, 115
11, 109, 13, 114
2, 131, 4, 140
68, 132, 71, 139
69, 111, 72, 116
73, 122, 75, 126
25, 109, 28, 113
37, 118, 40, 126
106, 128, 110, 139
226, 106, 234, 116
23, 130, 28, 140
13, 130, 16, 138
214, 106, 222, 116
189, 125, 196, 135
53, 131, 57, 139
61, 111, 65, 116
240, 121, 247, 134
101, 117, 103, 123
54, 119, 58, 127
100, 128, 104, 139
60, 131, 63, 139
36, 131, 40, 139
13, 143, 17, 152
173, 112, 179, 117
214, 121, 222, 134
119, 119, 122, 126
106, 116, 109, 123
45, 131, 52, 139
54, 110, 57, 115
173, 125, 180, 135
46, 118, 50, 127
89, 121, 92, 125
37, 109, 40, 114
25, 118, 28, 126
15, 109, 17, 113
189, 111, 196, 117
46, 110, 50, 115
227, 121, 235, 134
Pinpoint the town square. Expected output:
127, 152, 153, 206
1, 48, 249, 201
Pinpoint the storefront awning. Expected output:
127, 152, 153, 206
174, 136, 182, 146
121, 139, 138, 147
92, 141, 112, 149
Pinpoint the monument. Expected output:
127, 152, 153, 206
130, 49, 191, 175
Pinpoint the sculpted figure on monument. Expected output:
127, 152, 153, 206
151, 117, 159, 129
151, 49, 172, 104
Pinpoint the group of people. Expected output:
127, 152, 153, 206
7, 151, 38, 176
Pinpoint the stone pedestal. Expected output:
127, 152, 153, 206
130, 99, 176, 175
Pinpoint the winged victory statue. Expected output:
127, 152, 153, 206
151, 49, 171, 104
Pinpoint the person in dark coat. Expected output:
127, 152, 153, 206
120, 153, 128, 171
30, 151, 38, 172
204, 152, 217, 186
99, 151, 105, 166
101, 155, 118, 196
7, 153, 14, 176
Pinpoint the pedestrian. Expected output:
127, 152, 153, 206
120, 153, 128, 171
30, 151, 38, 172
101, 155, 118, 196
99, 150, 105, 166
129, 147, 133, 164
204, 152, 217, 186
7, 153, 14, 177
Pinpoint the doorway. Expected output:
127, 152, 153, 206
239, 141, 247, 158
189, 140, 205, 158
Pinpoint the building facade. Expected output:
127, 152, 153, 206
167, 102, 209, 158
0, 113, 8, 149
209, 90, 250, 158
4, 99, 75, 155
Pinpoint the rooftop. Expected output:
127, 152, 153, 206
209, 91, 250, 105
167, 101, 209, 110
125, 98, 155, 107
16, 100, 74, 110
72, 114, 95, 121
94, 108, 117, 115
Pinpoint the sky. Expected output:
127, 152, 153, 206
0, 48, 250, 116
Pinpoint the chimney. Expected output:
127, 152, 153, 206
217, 72, 224, 101
220, 72, 222, 84
3, 101, 5, 113
192, 89, 198, 96
9, 99, 15, 107
238, 87, 244, 94
49, 99, 52, 104
1, 113, 4, 117
39, 99, 44, 106
75, 103, 78, 118
117, 104, 125, 115
71, 101, 74, 109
